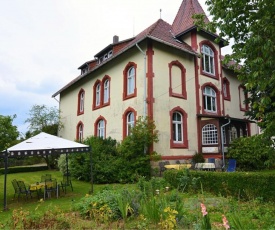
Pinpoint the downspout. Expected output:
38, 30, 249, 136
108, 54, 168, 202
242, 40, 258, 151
221, 118, 231, 169
135, 43, 147, 117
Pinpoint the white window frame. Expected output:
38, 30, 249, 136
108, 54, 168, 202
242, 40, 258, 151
127, 67, 135, 95
202, 124, 218, 145
172, 112, 183, 143
79, 91, 84, 113
203, 86, 217, 113
229, 126, 238, 142
202, 45, 215, 75
103, 80, 109, 104
126, 112, 134, 136
78, 124, 83, 142
96, 83, 101, 106
97, 120, 105, 138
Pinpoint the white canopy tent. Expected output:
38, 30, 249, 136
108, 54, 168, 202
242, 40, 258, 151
1, 132, 91, 211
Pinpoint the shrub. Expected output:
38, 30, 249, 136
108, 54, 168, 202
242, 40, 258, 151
163, 169, 275, 202
227, 134, 275, 170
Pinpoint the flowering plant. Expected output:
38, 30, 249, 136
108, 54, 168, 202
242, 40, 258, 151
200, 203, 211, 230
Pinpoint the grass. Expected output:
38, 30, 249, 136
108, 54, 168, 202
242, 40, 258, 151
1, 170, 275, 229
0, 169, 102, 224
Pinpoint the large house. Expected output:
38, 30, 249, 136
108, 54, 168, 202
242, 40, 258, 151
52, 0, 259, 162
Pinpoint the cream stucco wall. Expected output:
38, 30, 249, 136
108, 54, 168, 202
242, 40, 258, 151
59, 43, 148, 141
152, 42, 197, 156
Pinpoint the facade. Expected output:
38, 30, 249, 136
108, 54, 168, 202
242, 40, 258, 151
52, 0, 259, 161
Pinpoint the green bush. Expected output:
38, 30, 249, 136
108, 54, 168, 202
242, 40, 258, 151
0, 165, 48, 174
163, 169, 275, 202
70, 117, 159, 184
227, 134, 275, 170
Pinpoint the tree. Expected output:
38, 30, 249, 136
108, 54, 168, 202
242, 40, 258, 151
194, 0, 275, 137
0, 114, 19, 151
25, 104, 63, 169
25, 104, 62, 136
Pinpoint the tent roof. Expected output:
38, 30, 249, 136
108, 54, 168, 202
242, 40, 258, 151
1, 132, 90, 158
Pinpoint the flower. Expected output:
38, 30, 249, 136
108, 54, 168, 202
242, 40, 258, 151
222, 214, 230, 229
200, 203, 208, 216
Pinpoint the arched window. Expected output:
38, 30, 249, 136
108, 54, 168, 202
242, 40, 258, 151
126, 112, 135, 136
172, 112, 183, 143
94, 116, 106, 139
97, 120, 105, 138
169, 60, 187, 99
223, 78, 231, 100
170, 107, 188, 148
127, 67, 135, 95
229, 126, 238, 142
240, 127, 244, 137
203, 86, 217, 113
122, 107, 136, 138
123, 62, 137, 100
103, 79, 109, 104
77, 89, 85, 115
76, 122, 84, 142
96, 83, 101, 106
201, 44, 215, 75
239, 85, 248, 111
202, 124, 218, 145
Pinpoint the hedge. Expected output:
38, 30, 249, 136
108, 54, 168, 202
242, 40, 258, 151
163, 169, 275, 202
0, 165, 48, 174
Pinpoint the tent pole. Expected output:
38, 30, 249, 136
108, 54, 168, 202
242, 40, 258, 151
89, 150, 93, 194
66, 152, 69, 182
3, 151, 8, 211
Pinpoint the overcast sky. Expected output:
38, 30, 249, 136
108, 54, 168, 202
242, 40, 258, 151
0, 0, 230, 136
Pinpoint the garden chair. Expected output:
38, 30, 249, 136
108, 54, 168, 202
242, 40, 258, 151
12, 179, 20, 200
208, 158, 215, 164
17, 180, 32, 200
44, 178, 59, 199
60, 174, 73, 194
226, 159, 236, 172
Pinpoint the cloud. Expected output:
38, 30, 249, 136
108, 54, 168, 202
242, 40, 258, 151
0, 0, 216, 135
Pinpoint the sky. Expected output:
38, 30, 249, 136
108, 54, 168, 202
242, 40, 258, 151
0, 0, 231, 136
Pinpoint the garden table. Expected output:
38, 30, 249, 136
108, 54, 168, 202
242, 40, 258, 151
164, 164, 192, 170
195, 163, 215, 171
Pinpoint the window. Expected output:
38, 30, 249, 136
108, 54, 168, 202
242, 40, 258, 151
203, 86, 217, 113
223, 78, 231, 100
172, 112, 183, 143
169, 61, 187, 99
239, 85, 248, 111
93, 76, 111, 110
97, 120, 105, 138
94, 116, 106, 139
122, 108, 136, 138
240, 128, 244, 137
229, 126, 238, 142
96, 83, 101, 106
123, 62, 137, 100
126, 112, 135, 136
76, 122, 84, 142
103, 79, 109, 104
201, 45, 215, 75
170, 107, 188, 148
202, 124, 218, 145
127, 67, 135, 95
77, 89, 85, 115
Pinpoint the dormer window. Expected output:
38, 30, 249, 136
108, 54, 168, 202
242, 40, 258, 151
97, 50, 113, 64
81, 66, 88, 75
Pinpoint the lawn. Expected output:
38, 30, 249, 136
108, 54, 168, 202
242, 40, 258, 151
1, 170, 275, 229
0, 170, 102, 223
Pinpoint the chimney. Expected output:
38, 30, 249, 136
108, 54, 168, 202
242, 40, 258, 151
113, 35, 119, 44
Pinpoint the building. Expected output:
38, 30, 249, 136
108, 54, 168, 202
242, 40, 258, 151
52, 0, 259, 162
